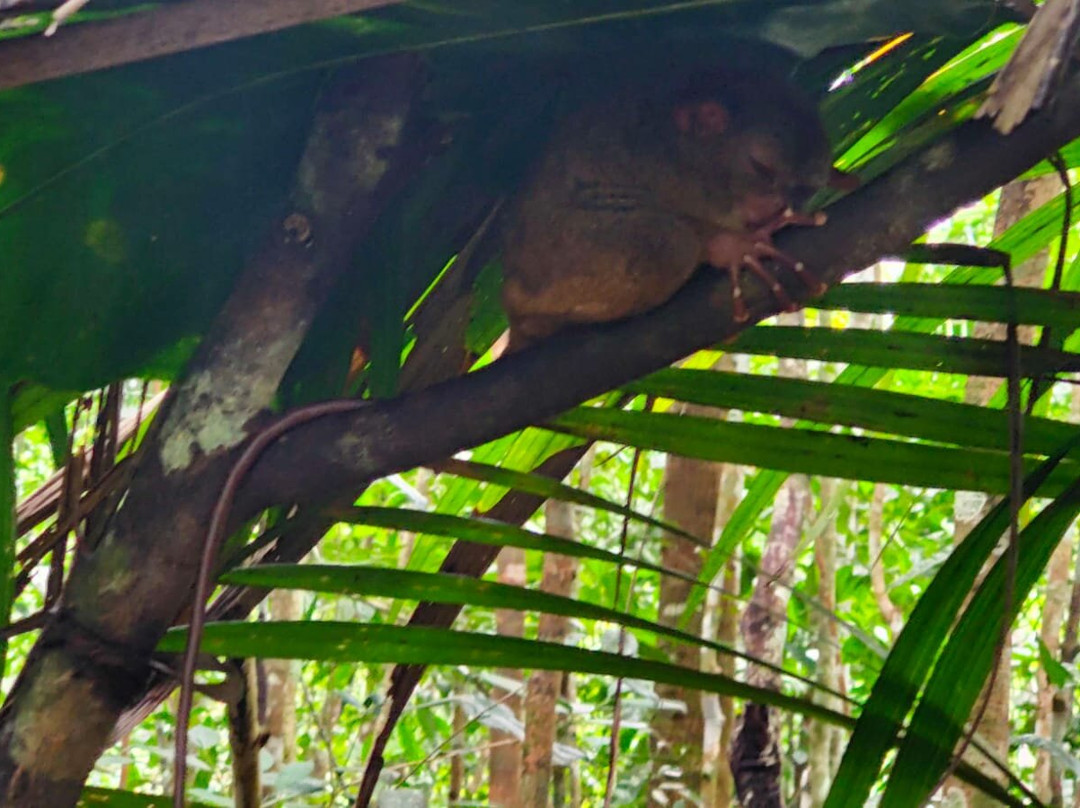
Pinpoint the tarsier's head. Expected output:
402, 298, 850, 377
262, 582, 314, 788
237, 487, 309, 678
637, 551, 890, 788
669, 67, 848, 227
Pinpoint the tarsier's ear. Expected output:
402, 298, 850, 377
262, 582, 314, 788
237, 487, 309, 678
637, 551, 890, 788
673, 100, 729, 135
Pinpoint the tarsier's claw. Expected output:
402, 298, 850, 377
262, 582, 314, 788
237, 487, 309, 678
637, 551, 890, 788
730, 266, 750, 322
732, 299, 749, 322
742, 252, 794, 312
751, 244, 823, 296
790, 261, 829, 296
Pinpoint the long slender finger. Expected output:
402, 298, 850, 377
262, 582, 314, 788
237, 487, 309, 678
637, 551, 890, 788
756, 208, 827, 235
742, 253, 794, 311
754, 243, 828, 295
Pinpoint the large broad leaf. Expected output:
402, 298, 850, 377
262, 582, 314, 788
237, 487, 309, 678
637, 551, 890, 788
729, 328, 1080, 376
329, 506, 704, 586
630, 369, 1079, 457
824, 448, 1078, 808
0, 33, 362, 389
222, 564, 841, 698
78, 787, 213, 807
160, 621, 850, 725
881, 478, 1080, 807
548, 408, 1079, 495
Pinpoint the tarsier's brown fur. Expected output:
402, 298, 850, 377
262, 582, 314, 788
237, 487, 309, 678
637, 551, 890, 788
502, 66, 841, 349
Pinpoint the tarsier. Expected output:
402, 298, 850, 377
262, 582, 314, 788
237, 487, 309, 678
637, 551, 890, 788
502, 65, 850, 349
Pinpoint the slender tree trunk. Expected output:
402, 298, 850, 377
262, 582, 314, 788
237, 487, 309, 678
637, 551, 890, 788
1048, 390, 1080, 807
557, 672, 583, 808
952, 172, 1059, 807
733, 317, 809, 807
702, 459, 742, 808
732, 473, 809, 808
491, 546, 526, 808
648, 412, 722, 805
1058, 530, 1080, 808
265, 589, 302, 772
228, 659, 263, 808
1035, 538, 1071, 802
807, 479, 843, 808
867, 482, 902, 635
450, 698, 467, 805
522, 500, 579, 807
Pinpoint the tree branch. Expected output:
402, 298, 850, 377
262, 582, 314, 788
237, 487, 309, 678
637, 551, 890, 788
0, 0, 400, 91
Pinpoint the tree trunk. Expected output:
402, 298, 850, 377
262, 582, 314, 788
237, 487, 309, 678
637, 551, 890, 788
1058, 530, 1080, 808
867, 483, 902, 636
522, 500, 579, 808
1034, 538, 1071, 802
648, 414, 722, 806
265, 589, 302, 773
952, 173, 1059, 807
733, 469, 810, 807
1046, 390, 1080, 807
228, 659, 263, 808
807, 478, 843, 808
450, 698, 466, 804
490, 546, 526, 808
733, 321, 809, 808
702, 458, 742, 808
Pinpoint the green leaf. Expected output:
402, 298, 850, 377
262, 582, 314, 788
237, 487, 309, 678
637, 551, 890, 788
438, 457, 708, 546
11, 384, 79, 436
629, 369, 1079, 457
837, 26, 1018, 173
548, 408, 1079, 496
1038, 637, 1071, 690
160, 622, 851, 727
78, 786, 214, 807
728, 328, 1080, 377
222, 563, 841, 698
333, 506, 704, 588
884, 477, 1080, 807
817, 283, 1080, 330
824, 448, 1075, 808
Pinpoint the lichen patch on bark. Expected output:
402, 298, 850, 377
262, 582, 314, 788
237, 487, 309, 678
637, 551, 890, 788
11, 655, 114, 779
159, 327, 304, 473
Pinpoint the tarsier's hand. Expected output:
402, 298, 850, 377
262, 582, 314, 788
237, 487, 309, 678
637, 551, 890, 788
706, 208, 829, 322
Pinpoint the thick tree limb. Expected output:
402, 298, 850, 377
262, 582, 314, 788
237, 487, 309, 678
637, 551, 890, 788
0, 0, 401, 91
0, 55, 425, 807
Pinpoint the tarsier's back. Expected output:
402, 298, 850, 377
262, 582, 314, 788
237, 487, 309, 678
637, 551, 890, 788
501, 61, 837, 349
